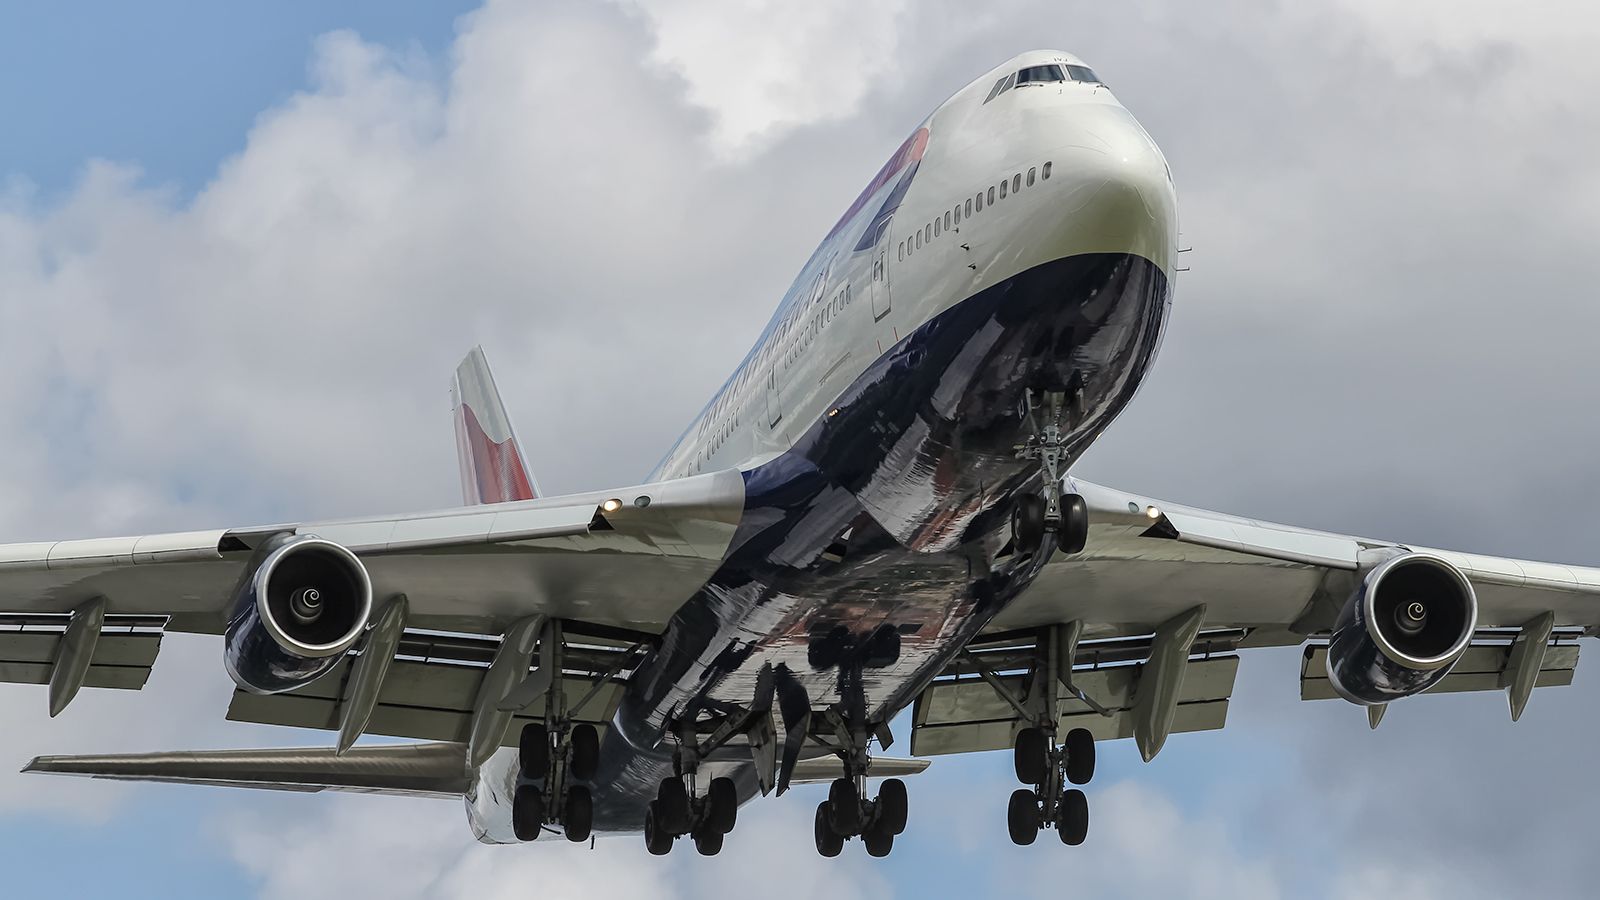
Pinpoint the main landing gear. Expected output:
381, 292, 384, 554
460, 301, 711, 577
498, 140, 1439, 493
1013, 389, 1089, 557
814, 775, 908, 858
643, 772, 741, 856
512, 720, 601, 843
1007, 725, 1094, 846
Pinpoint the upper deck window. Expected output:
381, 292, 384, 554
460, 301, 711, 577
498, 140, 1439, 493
1016, 64, 1066, 85
1065, 65, 1101, 84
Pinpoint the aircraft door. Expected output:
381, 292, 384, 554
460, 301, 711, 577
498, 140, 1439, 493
869, 231, 891, 321
765, 368, 782, 428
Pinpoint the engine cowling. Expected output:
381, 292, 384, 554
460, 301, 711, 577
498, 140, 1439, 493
1326, 552, 1478, 705
224, 534, 372, 694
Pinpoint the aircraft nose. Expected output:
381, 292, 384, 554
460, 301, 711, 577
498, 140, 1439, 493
1044, 105, 1177, 272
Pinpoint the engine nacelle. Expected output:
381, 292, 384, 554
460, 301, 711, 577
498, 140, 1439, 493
1326, 552, 1478, 705
224, 534, 372, 694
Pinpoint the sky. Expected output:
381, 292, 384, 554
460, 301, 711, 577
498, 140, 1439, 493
3, 0, 1600, 896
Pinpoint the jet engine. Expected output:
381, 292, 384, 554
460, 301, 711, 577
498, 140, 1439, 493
1326, 552, 1477, 704
224, 534, 373, 694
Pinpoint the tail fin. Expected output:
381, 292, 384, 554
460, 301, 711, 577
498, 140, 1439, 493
451, 346, 540, 505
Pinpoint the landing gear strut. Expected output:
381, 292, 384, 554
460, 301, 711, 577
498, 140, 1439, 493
809, 715, 908, 857
1014, 389, 1089, 556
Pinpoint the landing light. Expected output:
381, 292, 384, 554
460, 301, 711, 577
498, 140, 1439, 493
602, 498, 622, 513
1145, 505, 1162, 520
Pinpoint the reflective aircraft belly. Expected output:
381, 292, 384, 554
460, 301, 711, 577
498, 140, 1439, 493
572, 251, 1169, 832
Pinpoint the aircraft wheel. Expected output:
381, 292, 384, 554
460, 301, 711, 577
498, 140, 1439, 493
1064, 727, 1095, 785
644, 800, 673, 855
1058, 789, 1089, 846
1012, 494, 1046, 556
693, 827, 725, 856
706, 776, 738, 834
656, 777, 691, 834
828, 777, 862, 835
519, 722, 549, 777
569, 723, 600, 782
1013, 726, 1049, 784
512, 785, 544, 842
1057, 493, 1089, 554
1006, 789, 1040, 846
563, 785, 593, 843
814, 802, 844, 857
863, 823, 895, 858
877, 778, 908, 835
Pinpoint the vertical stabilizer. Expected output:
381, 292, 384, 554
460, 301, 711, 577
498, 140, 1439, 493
451, 346, 540, 505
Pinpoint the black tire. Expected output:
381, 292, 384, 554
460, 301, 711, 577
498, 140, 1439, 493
512, 785, 544, 842
519, 722, 549, 778
569, 723, 600, 782
1007, 789, 1040, 846
876, 778, 908, 835
1012, 494, 1046, 555
863, 824, 894, 858
563, 785, 593, 843
693, 828, 725, 856
1058, 789, 1089, 846
828, 777, 862, 835
706, 776, 738, 834
814, 802, 844, 857
656, 776, 691, 835
1013, 726, 1049, 784
644, 801, 673, 856
1064, 727, 1095, 785
1057, 493, 1088, 554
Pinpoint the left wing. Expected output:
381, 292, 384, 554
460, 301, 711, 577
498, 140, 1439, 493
912, 477, 1598, 762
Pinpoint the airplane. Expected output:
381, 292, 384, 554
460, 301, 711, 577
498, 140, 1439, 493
7, 48, 1597, 859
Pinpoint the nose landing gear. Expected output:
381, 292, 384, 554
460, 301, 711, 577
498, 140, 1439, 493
1013, 390, 1089, 557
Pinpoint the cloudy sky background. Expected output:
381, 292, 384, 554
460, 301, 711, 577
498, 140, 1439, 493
4, 0, 1600, 896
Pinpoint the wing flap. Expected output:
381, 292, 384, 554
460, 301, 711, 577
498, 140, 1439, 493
0, 614, 162, 691
1299, 640, 1580, 702
22, 742, 470, 798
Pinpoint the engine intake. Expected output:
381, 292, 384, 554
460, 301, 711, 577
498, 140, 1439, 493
224, 534, 372, 694
1326, 552, 1477, 705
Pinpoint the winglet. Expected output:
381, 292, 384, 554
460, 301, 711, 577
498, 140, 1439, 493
451, 346, 540, 505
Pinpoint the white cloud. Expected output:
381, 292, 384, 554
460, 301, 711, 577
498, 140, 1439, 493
619, 0, 910, 159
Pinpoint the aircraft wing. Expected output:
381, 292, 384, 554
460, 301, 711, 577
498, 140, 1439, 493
0, 468, 743, 740
912, 477, 1597, 762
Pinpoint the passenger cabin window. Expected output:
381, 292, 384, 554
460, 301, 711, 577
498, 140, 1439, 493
1027, 167, 1036, 186
952, 205, 960, 226
934, 218, 940, 237
983, 72, 1016, 103
999, 180, 1007, 199
987, 186, 996, 205
916, 231, 922, 249
965, 198, 973, 217
1016, 64, 1066, 85
1042, 161, 1052, 179
899, 241, 905, 261
1065, 65, 1101, 84
944, 211, 952, 230
924, 224, 931, 243
1013, 174, 1022, 193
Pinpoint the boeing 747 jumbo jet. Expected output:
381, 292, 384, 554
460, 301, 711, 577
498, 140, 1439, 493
9, 50, 1598, 858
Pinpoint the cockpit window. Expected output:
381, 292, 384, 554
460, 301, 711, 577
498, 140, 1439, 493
1065, 65, 1101, 84
983, 72, 1016, 104
1016, 64, 1066, 85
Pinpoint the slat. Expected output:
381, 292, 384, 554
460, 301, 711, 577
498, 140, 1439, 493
1299, 643, 1580, 701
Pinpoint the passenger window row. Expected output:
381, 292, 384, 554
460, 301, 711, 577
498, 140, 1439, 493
897, 160, 1053, 263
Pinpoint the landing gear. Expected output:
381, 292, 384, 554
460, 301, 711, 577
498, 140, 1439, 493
637, 773, 741, 855
814, 802, 844, 857
1007, 725, 1096, 847
509, 621, 608, 844
1013, 390, 1090, 556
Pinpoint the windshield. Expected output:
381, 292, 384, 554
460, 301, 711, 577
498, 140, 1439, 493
1016, 64, 1066, 85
